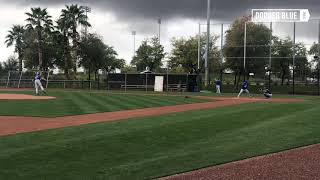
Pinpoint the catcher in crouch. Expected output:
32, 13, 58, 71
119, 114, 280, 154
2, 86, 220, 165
263, 87, 272, 98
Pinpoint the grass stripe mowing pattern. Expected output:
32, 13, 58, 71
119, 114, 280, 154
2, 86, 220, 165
0, 97, 320, 179
0, 91, 207, 117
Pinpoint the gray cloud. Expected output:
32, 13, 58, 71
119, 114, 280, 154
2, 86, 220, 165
4, 0, 320, 22
3, 0, 320, 38
1, 0, 320, 63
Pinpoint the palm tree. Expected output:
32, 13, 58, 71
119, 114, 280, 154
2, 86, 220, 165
0, 62, 3, 73
61, 4, 91, 73
3, 55, 19, 72
5, 25, 25, 71
25, 7, 53, 70
56, 16, 72, 78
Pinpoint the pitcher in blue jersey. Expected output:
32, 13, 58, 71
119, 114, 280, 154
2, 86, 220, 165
237, 80, 251, 98
34, 72, 46, 95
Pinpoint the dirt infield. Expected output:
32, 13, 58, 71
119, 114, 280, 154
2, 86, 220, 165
0, 93, 56, 100
0, 96, 302, 136
160, 143, 320, 180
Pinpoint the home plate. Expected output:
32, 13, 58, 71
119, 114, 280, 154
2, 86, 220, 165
0, 94, 56, 100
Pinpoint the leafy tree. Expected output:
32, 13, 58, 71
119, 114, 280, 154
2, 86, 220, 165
121, 65, 137, 73
79, 33, 104, 80
25, 7, 53, 70
224, 17, 272, 85
309, 43, 320, 68
309, 43, 320, 57
61, 4, 91, 73
22, 30, 55, 70
5, 25, 25, 71
103, 46, 121, 72
112, 58, 126, 71
272, 37, 310, 85
131, 37, 165, 72
79, 33, 122, 80
271, 37, 292, 85
169, 33, 219, 74
167, 65, 185, 73
294, 42, 310, 81
3, 56, 19, 71
51, 30, 70, 76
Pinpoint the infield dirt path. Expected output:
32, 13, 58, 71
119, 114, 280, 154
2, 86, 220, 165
160, 143, 320, 180
0, 96, 302, 137
0, 93, 56, 100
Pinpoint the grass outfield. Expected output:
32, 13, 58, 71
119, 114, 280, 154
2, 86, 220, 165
0, 96, 319, 179
0, 91, 207, 117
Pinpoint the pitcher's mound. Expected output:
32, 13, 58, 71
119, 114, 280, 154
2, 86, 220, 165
0, 94, 56, 100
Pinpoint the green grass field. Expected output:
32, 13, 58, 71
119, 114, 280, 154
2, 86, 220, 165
0, 91, 207, 117
0, 92, 319, 180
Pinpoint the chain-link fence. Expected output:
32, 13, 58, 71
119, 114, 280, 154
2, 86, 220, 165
0, 71, 200, 92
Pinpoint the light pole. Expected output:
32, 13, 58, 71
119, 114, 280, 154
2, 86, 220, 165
198, 23, 201, 70
318, 20, 320, 96
157, 18, 161, 44
269, 22, 273, 90
132, 31, 136, 59
205, 0, 211, 86
315, 56, 320, 96
243, 21, 247, 80
220, 23, 224, 89
292, 22, 296, 95
84, 6, 91, 36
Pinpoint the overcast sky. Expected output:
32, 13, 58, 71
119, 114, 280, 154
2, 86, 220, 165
1, 0, 320, 64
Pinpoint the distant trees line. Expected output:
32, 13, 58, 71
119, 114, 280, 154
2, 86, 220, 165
3, 8, 320, 85
4, 5, 124, 80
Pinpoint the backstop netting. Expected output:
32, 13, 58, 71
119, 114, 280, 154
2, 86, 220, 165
199, 19, 320, 95
7, 71, 50, 88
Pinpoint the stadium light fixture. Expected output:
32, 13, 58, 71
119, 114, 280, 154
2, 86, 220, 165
132, 31, 136, 59
158, 18, 161, 44
205, 0, 211, 86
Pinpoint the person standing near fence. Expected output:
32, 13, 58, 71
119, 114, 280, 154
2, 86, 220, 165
34, 72, 46, 95
215, 79, 221, 94
237, 80, 251, 98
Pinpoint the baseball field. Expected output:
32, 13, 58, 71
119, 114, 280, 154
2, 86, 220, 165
0, 90, 319, 179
